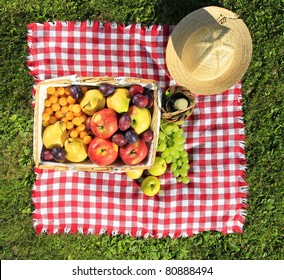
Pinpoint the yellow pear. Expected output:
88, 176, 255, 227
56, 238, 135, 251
107, 88, 130, 113
128, 105, 151, 135
64, 138, 88, 162
80, 89, 106, 116
42, 121, 67, 149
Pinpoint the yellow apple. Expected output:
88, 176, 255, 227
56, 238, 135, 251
141, 176, 160, 196
126, 169, 144, 179
148, 156, 167, 176
128, 105, 151, 135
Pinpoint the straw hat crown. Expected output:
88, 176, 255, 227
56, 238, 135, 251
166, 6, 253, 94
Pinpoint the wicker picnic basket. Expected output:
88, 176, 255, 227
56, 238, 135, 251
33, 76, 161, 173
161, 85, 196, 123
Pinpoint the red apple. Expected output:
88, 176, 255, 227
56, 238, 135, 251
90, 108, 118, 139
88, 137, 118, 166
119, 139, 148, 165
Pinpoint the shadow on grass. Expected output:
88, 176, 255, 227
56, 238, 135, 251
156, 0, 224, 24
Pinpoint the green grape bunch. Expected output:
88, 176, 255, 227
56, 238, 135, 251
157, 119, 191, 184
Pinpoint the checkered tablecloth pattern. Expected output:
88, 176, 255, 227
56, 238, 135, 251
28, 21, 248, 237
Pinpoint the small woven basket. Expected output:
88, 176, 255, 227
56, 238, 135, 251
161, 85, 196, 123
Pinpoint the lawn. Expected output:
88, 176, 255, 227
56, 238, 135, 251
0, 0, 283, 260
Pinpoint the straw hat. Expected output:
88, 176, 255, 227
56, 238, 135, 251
166, 6, 253, 94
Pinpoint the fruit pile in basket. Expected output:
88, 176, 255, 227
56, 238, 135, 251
41, 83, 155, 166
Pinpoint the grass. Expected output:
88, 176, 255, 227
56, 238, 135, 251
0, 0, 283, 260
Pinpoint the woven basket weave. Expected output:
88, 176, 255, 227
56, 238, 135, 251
161, 85, 196, 123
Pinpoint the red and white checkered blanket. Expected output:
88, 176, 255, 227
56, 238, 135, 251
28, 21, 248, 237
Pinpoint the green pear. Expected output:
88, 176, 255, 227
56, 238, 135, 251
107, 88, 130, 113
64, 138, 88, 162
42, 121, 67, 149
128, 105, 151, 134
80, 89, 106, 116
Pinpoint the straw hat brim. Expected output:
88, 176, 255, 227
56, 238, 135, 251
166, 6, 253, 94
